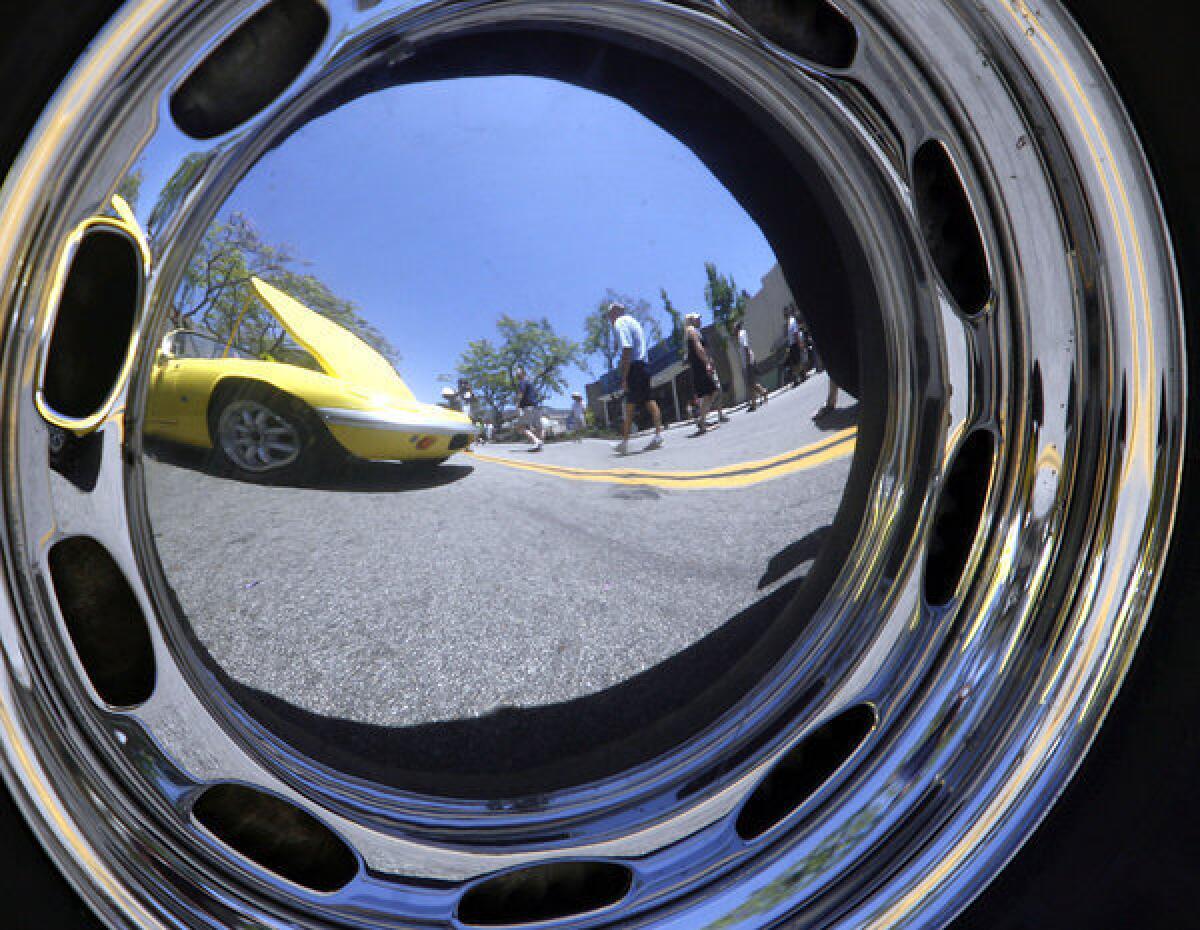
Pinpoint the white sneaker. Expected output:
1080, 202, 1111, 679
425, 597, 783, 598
614, 440, 629, 455
532, 441, 543, 452
644, 434, 664, 451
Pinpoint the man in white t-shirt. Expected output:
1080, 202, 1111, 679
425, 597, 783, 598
784, 311, 808, 387
735, 321, 770, 410
608, 302, 664, 455
567, 391, 586, 441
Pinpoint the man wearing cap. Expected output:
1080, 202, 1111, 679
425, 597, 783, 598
608, 302, 664, 455
567, 391, 587, 442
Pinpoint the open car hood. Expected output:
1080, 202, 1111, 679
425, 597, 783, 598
251, 277, 417, 404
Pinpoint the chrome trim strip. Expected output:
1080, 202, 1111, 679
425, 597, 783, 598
315, 406, 474, 436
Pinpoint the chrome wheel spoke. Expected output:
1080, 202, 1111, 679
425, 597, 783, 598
217, 400, 302, 473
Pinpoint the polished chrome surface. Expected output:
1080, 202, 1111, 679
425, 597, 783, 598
33, 198, 153, 433
0, 1, 1184, 930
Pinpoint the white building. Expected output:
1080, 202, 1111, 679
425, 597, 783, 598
747, 265, 800, 352
725, 264, 805, 400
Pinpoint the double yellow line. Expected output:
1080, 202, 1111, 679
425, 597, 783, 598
465, 428, 856, 490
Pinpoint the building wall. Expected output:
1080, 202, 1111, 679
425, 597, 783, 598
744, 264, 802, 360
741, 263, 806, 393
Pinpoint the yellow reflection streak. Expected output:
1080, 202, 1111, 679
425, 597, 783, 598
1016, 2, 1159, 727
867, 4, 1156, 924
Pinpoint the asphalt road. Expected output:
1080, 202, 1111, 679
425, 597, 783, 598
144, 375, 857, 783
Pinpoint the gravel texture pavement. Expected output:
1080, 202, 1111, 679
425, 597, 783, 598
144, 376, 858, 788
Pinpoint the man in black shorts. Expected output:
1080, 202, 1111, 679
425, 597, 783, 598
608, 302, 664, 455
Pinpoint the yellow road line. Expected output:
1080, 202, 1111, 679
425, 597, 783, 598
465, 429, 856, 490
469, 428, 854, 478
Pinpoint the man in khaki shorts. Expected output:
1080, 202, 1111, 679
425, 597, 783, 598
608, 302, 664, 455
514, 366, 543, 451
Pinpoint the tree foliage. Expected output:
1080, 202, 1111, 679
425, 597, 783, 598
172, 212, 397, 368
116, 171, 143, 211
581, 289, 662, 373
703, 262, 750, 338
149, 153, 209, 240
456, 339, 510, 426
660, 288, 687, 358
457, 316, 581, 425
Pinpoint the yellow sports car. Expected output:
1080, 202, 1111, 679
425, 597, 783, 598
143, 278, 475, 476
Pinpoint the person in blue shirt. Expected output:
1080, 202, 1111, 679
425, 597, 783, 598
607, 302, 664, 455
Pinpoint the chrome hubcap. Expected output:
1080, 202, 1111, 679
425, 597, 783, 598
0, 1, 1184, 929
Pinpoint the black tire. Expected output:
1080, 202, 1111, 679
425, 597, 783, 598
0, 2, 1195, 929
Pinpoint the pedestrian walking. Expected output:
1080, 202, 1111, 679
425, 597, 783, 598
567, 391, 586, 441
685, 313, 721, 434
514, 366, 544, 451
804, 330, 839, 420
802, 325, 820, 374
735, 321, 770, 411
813, 375, 840, 421
608, 302, 664, 454
785, 311, 808, 386
711, 363, 731, 424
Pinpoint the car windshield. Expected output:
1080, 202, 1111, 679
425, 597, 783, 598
167, 330, 323, 371
170, 332, 255, 361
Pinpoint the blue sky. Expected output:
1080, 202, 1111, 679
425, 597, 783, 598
221, 75, 777, 405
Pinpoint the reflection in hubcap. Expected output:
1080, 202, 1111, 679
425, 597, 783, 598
217, 399, 301, 472
143, 72, 862, 794
0, 0, 1184, 927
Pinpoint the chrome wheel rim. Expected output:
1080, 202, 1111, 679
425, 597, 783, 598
216, 399, 302, 473
0, 1, 1184, 929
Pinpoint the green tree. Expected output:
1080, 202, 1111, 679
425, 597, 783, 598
148, 153, 210, 239
116, 171, 143, 211
175, 213, 288, 330
660, 288, 686, 358
456, 338, 511, 426
457, 316, 582, 423
581, 290, 662, 373
172, 211, 398, 366
703, 262, 750, 338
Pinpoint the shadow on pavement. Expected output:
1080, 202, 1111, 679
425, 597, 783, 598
758, 526, 830, 590
211, 568, 825, 799
811, 402, 860, 432
143, 439, 473, 492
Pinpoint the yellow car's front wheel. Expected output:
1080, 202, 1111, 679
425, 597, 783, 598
210, 386, 325, 480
